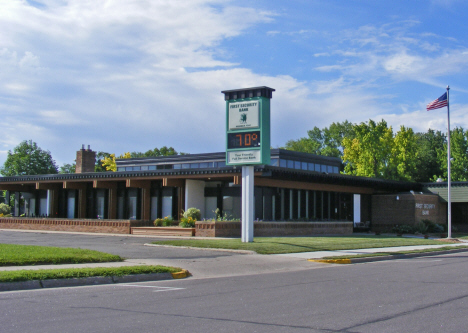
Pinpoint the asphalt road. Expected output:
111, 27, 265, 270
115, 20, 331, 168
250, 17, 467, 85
2, 230, 468, 332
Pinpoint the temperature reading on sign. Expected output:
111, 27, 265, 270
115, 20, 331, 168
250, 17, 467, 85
228, 131, 261, 149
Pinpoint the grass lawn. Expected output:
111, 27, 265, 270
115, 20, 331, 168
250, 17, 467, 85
152, 235, 451, 254
0, 265, 182, 283
0, 244, 123, 266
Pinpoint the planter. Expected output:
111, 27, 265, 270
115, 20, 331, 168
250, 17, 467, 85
131, 227, 195, 237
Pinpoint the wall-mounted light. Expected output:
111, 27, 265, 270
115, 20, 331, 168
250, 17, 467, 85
396, 195, 399, 200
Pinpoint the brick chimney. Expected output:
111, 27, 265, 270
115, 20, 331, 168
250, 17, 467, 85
75, 144, 96, 173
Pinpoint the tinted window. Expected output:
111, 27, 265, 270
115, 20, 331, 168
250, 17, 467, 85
287, 160, 294, 169
302, 162, 308, 170
308, 163, 314, 171
279, 159, 287, 168
148, 165, 156, 170
321, 165, 327, 172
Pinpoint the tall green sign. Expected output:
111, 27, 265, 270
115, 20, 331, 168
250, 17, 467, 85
222, 87, 274, 166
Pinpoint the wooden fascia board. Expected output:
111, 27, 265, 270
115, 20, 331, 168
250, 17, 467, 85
126, 179, 151, 189
63, 181, 90, 190
36, 182, 62, 190
93, 180, 118, 189
0, 184, 34, 192
162, 178, 185, 187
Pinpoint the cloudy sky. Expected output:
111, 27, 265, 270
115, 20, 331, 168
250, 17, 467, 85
1, 0, 467, 168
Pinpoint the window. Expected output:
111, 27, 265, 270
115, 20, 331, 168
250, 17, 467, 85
148, 165, 156, 170
279, 159, 287, 168
182, 164, 190, 169
333, 166, 339, 174
327, 165, 333, 173
287, 160, 294, 169
270, 158, 279, 167
315, 164, 321, 172
141, 166, 149, 171
190, 163, 199, 168
218, 161, 226, 168
173, 164, 181, 169
302, 162, 308, 170
308, 163, 315, 171
294, 161, 301, 169
117, 167, 125, 171
200, 162, 209, 168
133, 166, 141, 171
321, 164, 327, 173
125, 167, 133, 171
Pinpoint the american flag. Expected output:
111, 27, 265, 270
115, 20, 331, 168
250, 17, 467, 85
426, 92, 448, 111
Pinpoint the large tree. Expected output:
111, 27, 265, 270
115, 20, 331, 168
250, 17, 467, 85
1, 140, 58, 176
342, 119, 394, 179
283, 121, 354, 158
413, 129, 445, 182
435, 127, 468, 181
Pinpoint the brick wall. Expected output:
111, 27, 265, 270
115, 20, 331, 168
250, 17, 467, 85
372, 193, 446, 232
0, 218, 149, 234
75, 147, 96, 173
195, 221, 353, 237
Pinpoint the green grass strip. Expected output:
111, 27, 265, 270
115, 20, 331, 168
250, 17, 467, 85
322, 246, 468, 259
0, 244, 122, 266
0, 265, 182, 283
152, 235, 447, 254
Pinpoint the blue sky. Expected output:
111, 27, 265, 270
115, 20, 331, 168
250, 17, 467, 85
1, 0, 467, 168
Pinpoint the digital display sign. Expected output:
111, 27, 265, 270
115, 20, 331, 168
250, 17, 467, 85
227, 131, 261, 149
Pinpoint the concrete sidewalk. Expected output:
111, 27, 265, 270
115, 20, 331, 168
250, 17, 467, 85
274, 242, 468, 259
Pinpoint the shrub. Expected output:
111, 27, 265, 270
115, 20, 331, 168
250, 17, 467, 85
421, 219, 444, 233
153, 216, 173, 227
179, 216, 196, 228
392, 224, 415, 235
415, 222, 429, 234
0, 203, 11, 216
183, 208, 201, 221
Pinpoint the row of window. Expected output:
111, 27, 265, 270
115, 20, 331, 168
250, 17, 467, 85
272, 159, 340, 174
116, 158, 339, 174
117, 161, 227, 172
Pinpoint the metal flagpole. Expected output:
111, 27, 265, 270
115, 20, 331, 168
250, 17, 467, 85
447, 85, 452, 239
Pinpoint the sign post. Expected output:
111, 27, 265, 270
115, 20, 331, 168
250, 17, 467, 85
222, 87, 275, 242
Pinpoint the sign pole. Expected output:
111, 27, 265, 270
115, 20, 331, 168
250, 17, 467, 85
241, 165, 254, 242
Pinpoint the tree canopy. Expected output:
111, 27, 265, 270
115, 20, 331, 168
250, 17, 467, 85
283, 121, 354, 158
1, 140, 58, 176
284, 119, 466, 183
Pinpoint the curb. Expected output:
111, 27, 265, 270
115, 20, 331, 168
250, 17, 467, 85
145, 243, 256, 254
0, 269, 190, 292
308, 247, 468, 264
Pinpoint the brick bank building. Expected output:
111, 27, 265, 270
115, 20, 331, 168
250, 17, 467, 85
0, 145, 453, 236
